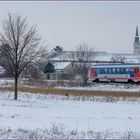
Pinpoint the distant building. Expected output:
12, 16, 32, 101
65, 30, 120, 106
134, 26, 140, 54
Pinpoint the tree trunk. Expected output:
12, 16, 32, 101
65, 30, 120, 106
14, 76, 18, 100
82, 65, 88, 85
47, 73, 50, 80
83, 78, 88, 85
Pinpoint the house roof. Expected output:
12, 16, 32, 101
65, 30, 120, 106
48, 51, 140, 67
54, 62, 71, 70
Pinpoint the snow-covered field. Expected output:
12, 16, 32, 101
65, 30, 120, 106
1, 78, 140, 138
0, 90, 140, 139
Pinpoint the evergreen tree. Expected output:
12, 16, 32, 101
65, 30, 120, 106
53, 46, 63, 54
44, 61, 55, 73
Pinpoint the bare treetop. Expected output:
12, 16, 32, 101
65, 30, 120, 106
0, 13, 46, 75
71, 42, 96, 62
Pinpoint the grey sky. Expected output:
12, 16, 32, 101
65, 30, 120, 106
0, 1, 140, 53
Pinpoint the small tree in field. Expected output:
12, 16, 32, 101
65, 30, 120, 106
44, 61, 55, 73
0, 13, 47, 100
44, 61, 55, 79
70, 42, 96, 85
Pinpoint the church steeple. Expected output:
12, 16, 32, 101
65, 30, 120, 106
136, 26, 139, 36
134, 26, 140, 54
134, 26, 140, 45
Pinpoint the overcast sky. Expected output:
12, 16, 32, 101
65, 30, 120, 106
0, 1, 140, 53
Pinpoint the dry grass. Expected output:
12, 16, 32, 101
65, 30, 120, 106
0, 86, 140, 98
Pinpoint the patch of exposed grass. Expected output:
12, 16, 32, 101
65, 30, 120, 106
0, 86, 140, 99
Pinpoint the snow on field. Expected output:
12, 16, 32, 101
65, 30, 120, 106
0, 91, 140, 138
1, 79, 140, 138
0, 78, 14, 86
57, 83, 140, 92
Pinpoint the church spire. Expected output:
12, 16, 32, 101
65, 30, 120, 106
134, 26, 140, 45
134, 26, 140, 54
136, 26, 139, 37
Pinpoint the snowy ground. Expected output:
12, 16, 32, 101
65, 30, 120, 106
0, 78, 14, 86
57, 82, 140, 92
1, 78, 140, 138
0, 90, 140, 139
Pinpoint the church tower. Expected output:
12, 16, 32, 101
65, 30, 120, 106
134, 26, 140, 54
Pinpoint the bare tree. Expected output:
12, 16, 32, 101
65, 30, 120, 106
22, 63, 44, 80
0, 13, 47, 100
70, 42, 96, 85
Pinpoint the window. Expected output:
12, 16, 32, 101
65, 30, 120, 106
100, 68, 105, 74
112, 68, 115, 73
116, 68, 120, 73
125, 68, 129, 72
104, 68, 107, 73
130, 68, 133, 72
121, 68, 125, 73
97, 68, 100, 74
124, 68, 126, 73
108, 68, 111, 74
